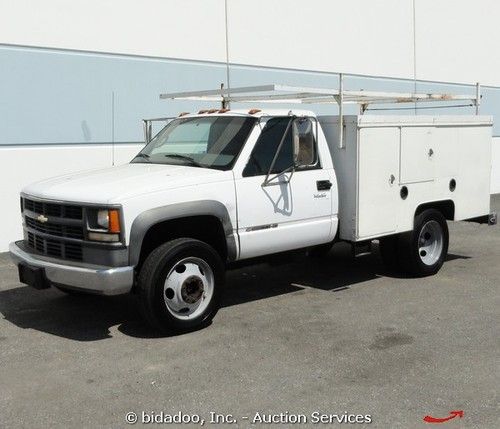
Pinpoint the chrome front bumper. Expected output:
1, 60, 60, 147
9, 241, 134, 295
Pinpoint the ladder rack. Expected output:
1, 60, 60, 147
160, 74, 481, 148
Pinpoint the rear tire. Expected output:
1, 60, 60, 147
398, 209, 449, 277
137, 238, 224, 334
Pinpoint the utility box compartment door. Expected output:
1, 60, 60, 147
357, 127, 400, 238
400, 127, 435, 183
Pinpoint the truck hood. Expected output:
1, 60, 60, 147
22, 163, 227, 204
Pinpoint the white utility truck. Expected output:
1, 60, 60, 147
10, 80, 496, 333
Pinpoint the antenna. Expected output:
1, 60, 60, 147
338, 73, 344, 149
111, 91, 115, 166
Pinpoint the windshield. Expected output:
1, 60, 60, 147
131, 116, 257, 170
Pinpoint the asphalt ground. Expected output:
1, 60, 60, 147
0, 196, 499, 428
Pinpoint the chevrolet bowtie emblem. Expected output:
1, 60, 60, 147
37, 214, 48, 223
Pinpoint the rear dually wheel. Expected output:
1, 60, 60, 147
398, 209, 449, 277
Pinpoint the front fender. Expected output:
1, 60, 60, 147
128, 200, 237, 266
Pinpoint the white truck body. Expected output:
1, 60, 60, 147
320, 115, 493, 241
22, 112, 492, 257
13, 109, 494, 264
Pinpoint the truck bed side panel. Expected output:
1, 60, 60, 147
319, 115, 493, 242
357, 127, 400, 238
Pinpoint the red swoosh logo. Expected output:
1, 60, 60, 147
423, 410, 464, 423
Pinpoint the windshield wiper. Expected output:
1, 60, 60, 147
164, 153, 204, 168
132, 153, 151, 163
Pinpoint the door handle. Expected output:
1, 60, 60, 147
316, 180, 332, 191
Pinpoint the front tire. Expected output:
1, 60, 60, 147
137, 238, 224, 334
398, 209, 449, 277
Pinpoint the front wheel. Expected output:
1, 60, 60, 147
398, 209, 449, 277
137, 238, 224, 334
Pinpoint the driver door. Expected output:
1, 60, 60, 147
235, 117, 334, 259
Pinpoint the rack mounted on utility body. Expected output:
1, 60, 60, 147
9, 77, 496, 333
159, 76, 495, 240
158, 74, 483, 149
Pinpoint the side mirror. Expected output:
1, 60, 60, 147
143, 120, 152, 144
292, 118, 315, 167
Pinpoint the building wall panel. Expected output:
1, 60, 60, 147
416, 0, 500, 86
0, 0, 227, 63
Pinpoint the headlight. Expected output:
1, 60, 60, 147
97, 209, 110, 229
86, 208, 122, 242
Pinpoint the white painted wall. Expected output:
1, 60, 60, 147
0, 144, 143, 252
228, 0, 414, 80
2, 0, 499, 86
415, 0, 500, 86
0, 0, 227, 63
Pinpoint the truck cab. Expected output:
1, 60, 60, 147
10, 108, 341, 332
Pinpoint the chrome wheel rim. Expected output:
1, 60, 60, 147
163, 257, 214, 320
418, 220, 444, 266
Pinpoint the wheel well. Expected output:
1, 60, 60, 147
137, 216, 227, 271
415, 200, 455, 221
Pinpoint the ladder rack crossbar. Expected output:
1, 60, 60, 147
159, 76, 481, 150
160, 84, 478, 106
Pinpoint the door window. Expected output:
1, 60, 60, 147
243, 117, 318, 177
243, 118, 294, 177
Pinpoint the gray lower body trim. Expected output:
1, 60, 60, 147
9, 241, 134, 295
129, 200, 237, 265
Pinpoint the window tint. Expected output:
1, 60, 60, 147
243, 117, 293, 177
132, 116, 256, 170
149, 119, 211, 155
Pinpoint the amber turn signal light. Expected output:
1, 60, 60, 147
108, 209, 121, 233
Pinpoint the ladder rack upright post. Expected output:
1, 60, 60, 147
338, 73, 344, 149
